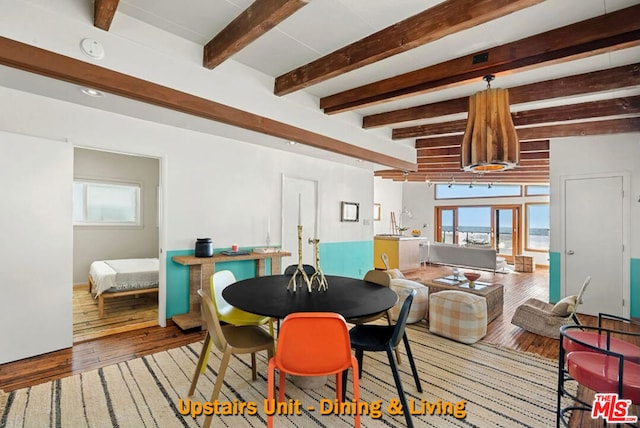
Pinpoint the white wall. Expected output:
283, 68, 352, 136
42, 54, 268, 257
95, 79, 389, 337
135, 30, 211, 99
0, 132, 73, 364
549, 133, 640, 258
373, 177, 404, 235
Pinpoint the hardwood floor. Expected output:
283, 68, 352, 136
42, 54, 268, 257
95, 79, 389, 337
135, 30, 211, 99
73, 284, 159, 342
2, 265, 637, 427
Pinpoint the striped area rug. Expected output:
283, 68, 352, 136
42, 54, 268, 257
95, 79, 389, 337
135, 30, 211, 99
1, 325, 574, 427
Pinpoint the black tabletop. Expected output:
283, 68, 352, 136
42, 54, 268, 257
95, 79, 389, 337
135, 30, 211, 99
222, 274, 398, 319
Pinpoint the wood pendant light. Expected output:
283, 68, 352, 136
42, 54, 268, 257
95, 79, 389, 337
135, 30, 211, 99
461, 75, 519, 172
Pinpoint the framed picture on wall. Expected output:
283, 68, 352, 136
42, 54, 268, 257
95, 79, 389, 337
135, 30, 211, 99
373, 203, 381, 221
341, 201, 359, 222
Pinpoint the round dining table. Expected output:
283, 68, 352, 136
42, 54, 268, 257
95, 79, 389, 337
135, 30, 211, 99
222, 274, 398, 319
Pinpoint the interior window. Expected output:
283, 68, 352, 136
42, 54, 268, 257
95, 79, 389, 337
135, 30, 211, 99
73, 179, 141, 226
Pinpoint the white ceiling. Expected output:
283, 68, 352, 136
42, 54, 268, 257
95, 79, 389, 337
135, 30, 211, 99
115, 0, 639, 110
1, 0, 638, 174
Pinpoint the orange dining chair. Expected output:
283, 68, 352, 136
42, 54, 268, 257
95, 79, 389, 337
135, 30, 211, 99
188, 289, 274, 428
557, 318, 640, 427
267, 312, 360, 428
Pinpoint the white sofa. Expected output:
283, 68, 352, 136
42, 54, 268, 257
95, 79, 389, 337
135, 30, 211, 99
428, 242, 506, 272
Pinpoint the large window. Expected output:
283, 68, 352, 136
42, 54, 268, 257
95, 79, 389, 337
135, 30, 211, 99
526, 203, 549, 251
435, 205, 521, 261
73, 179, 141, 226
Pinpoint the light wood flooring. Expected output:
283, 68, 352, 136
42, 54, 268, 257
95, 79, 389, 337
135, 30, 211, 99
73, 284, 159, 343
2, 265, 638, 427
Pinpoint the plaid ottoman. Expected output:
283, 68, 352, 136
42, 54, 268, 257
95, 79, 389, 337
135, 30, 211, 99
428, 290, 487, 344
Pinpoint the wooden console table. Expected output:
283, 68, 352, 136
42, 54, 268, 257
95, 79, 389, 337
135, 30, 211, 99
171, 251, 291, 330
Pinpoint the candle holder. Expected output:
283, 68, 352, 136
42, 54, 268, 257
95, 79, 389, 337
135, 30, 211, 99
287, 224, 312, 293
308, 237, 328, 291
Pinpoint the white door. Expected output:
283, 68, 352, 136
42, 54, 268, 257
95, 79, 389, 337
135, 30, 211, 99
0, 132, 73, 363
282, 176, 317, 272
563, 175, 626, 317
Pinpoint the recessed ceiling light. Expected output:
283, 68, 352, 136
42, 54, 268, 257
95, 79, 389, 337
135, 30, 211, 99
286, 140, 297, 145
81, 88, 104, 97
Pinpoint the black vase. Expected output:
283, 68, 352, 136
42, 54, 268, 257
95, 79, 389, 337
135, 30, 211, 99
195, 238, 213, 257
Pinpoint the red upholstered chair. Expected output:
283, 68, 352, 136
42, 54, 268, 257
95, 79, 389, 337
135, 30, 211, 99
557, 320, 640, 427
267, 312, 360, 428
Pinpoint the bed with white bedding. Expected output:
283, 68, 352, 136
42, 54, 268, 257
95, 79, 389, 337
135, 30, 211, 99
88, 258, 159, 317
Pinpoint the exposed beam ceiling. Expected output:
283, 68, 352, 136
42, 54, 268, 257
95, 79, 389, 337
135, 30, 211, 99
6, 0, 640, 185
274, 0, 544, 95
321, 5, 640, 114
0, 36, 416, 172
393, 96, 640, 139
364, 64, 640, 129
203, 0, 310, 69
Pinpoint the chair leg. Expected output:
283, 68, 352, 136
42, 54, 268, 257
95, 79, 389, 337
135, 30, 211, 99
203, 350, 231, 428
278, 370, 287, 402
402, 333, 422, 392
267, 359, 276, 428
200, 339, 213, 374
341, 369, 348, 400
386, 310, 402, 364
251, 352, 257, 380
355, 349, 364, 379
335, 373, 343, 402
351, 361, 361, 428
386, 346, 414, 428
188, 334, 211, 396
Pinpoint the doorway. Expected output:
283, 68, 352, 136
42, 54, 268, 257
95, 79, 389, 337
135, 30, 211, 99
562, 174, 628, 317
493, 206, 519, 262
435, 205, 521, 261
72, 148, 162, 342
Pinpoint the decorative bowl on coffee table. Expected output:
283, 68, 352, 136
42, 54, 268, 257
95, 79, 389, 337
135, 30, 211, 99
464, 272, 481, 288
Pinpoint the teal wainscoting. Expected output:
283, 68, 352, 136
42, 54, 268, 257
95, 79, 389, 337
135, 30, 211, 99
549, 251, 561, 303
319, 240, 373, 278
631, 258, 639, 318
549, 252, 639, 318
165, 247, 273, 319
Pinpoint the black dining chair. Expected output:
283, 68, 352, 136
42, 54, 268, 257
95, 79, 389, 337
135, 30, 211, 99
343, 289, 422, 428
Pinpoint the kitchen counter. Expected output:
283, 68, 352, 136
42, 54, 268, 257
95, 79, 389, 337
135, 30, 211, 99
374, 235, 427, 271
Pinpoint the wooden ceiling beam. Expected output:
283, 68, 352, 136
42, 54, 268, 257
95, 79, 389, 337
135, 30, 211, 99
273, 0, 543, 95
415, 117, 640, 148
203, 0, 309, 69
321, 5, 640, 114
417, 152, 549, 166
516, 117, 640, 140
417, 140, 548, 157
0, 36, 416, 172
393, 96, 640, 139
364, 63, 640, 128
94, 0, 120, 31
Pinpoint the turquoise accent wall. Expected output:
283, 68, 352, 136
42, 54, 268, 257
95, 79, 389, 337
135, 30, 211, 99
549, 252, 639, 318
549, 251, 561, 303
165, 242, 374, 318
165, 247, 272, 319
631, 258, 639, 318
319, 240, 373, 278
